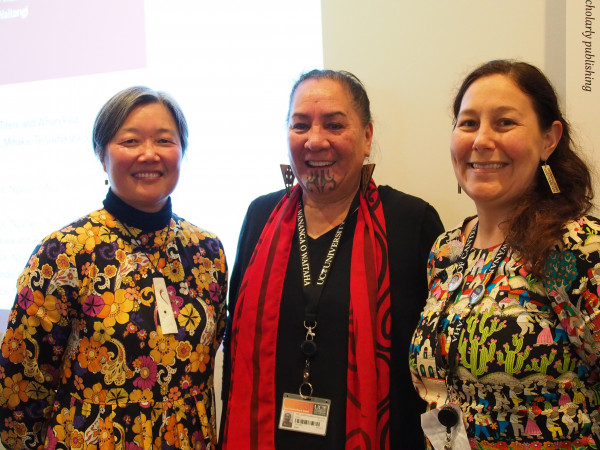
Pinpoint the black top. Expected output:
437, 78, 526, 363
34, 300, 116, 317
103, 188, 172, 230
220, 185, 444, 449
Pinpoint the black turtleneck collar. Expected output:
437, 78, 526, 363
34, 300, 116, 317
102, 189, 172, 232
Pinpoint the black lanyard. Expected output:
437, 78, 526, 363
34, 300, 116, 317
296, 200, 346, 325
434, 222, 509, 377
294, 197, 355, 398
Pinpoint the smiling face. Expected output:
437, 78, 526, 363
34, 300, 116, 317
287, 78, 372, 204
103, 103, 182, 212
451, 73, 561, 216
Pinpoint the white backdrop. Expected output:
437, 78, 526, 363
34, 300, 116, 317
0, 0, 323, 316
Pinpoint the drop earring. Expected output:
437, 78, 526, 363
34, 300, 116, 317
280, 164, 295, 197
541, 161, 560, 194
360, 163, 376, 196
458, 184, 462, 194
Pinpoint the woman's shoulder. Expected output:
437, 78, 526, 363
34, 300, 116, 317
377, 184, 434, 210
377, 185, 444, 235
560, 215, 600, 250
247, 189, 286, 212
36, 209, 104, 244
172, 213, 222, 242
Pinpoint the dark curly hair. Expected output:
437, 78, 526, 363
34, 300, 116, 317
453, 60, 593, 277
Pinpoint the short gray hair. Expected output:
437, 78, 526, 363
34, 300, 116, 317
92, 86, 188, 161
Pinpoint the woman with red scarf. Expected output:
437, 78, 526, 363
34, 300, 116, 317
220, 70, 443, 449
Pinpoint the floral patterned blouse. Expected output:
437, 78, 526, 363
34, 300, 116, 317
410, 216, 600, 450
0, 191, 227, 449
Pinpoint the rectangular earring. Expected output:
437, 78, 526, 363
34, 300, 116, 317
541, 162, 560, 194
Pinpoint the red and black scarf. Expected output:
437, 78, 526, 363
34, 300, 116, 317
222, 180, 391, 450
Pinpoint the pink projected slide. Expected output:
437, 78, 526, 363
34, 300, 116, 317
0, 0, 146, 85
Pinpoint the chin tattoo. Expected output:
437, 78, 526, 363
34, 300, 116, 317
305, 169, 336, 193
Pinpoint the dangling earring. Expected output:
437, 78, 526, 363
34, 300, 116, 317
360, 163, 376, 196
104, 177, 109, 186
280, 164, 295, 197
458, 184, 462, 194
541, 160, 560, 194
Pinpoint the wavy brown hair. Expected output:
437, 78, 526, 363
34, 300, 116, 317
453, 60, 593, 278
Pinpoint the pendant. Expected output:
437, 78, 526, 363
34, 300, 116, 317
469, 284, 485, 305
447, 272, 463, 292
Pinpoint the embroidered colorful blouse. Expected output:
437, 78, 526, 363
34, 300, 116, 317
0, 191, 227, 449
410, 216, 600, 450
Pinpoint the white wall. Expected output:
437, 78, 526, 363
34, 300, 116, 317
321, 1, 598, 229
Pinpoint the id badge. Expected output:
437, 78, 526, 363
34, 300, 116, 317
279, 393, 330, 436
153, 277, 178, 334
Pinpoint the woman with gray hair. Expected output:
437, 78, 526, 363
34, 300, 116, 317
0, 86, 227, 449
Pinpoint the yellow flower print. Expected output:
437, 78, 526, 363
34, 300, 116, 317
215, 248, 227, 273
115, 249, 127, 263
48, 230, 65, 240
152, 401, 163, 422
198, 272, 212, 292
61, 234, 84, 256
28, 254, 40, 271
145, 251, 163, 271
24, 380, 49, 400
81, 262, 99, 278
90, 210, 117, 228
19, 315, 37, 339
16, 272, 30, 293
2, 373, 28, 408
83, 382, 108, 405
26, 291, 61, 332
92, 321, 114, 344
104, 265, 117, 278
154, 227, 172, 247
176, 341, 193, 361
196, 400, 212, 443
193, 252, 203, 265
148, 332, 178, 366
178, 226, 191, 247
132, 413, 152, 449
177, 304, 201, 332
1, 328, 26, 363
129, 388, 154, 407
97, 416, 115, 449
98, 225, 119, 243
54, 406, 75, 443
70, 430, 85, 449
41, 264, 53, 279
76, 222, 101, 252
60, 357, 73, 385
1, 429, 20, 449
102, 289, 133, 327
106, 387, 129, 407
163, 261, 185, 283
77, 337, 109, 373
188, 344, 211, 373
163, 414, 184, 446
55, 405, 76, 442
56, 254, 70, 270
172, 398, 186, 421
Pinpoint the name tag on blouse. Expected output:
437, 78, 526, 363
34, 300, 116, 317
278, 393, 330, 436
153, 277, 178, 334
